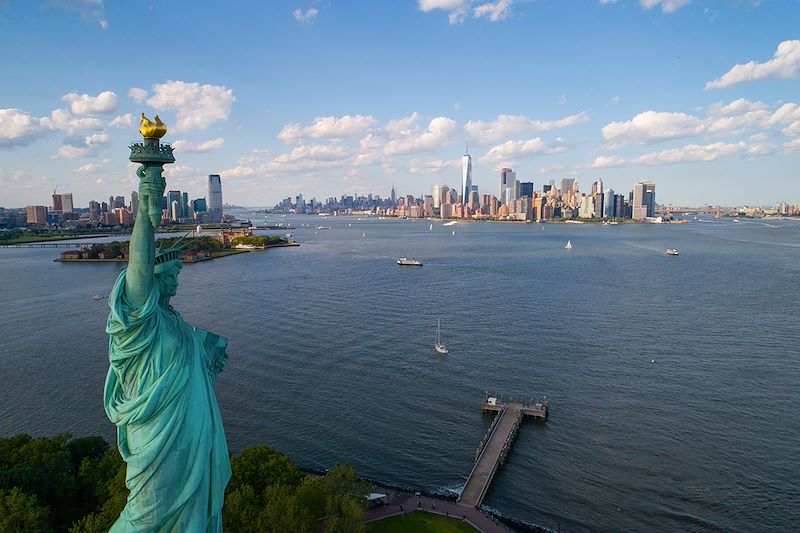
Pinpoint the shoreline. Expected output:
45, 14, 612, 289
54, 249, 251, 263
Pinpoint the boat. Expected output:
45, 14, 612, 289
443, 221, 457, 226
92, 295, 105, 300
435, 319, 448, 355
397, 257, 423, 266
564, 240, 572, 250
316, 226, 331, 230
666, 248, 679, 256
429, 224, 433, 231
362, 232, 366, 238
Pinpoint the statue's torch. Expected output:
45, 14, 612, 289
130, 114, 175, 229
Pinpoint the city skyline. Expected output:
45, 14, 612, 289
2, 1, 800, 208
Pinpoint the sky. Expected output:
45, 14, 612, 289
1, 0, 799, 208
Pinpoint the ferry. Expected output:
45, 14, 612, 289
666, 248, 679, 256
397, 257, 423, 266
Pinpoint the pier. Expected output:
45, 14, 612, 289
457, 393, 548, 509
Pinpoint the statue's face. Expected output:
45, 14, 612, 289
155, 260, 182, 298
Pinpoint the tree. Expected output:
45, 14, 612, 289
0, 488, 51, 533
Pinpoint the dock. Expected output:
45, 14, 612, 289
457, 393, 548, 509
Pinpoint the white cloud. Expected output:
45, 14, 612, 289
55, 133, 110, 159
599, 0, 618, 4
52, 0, 108, 29
108, 113, 133, 128
292, 8, 318, 22
278, 114, 376, 143
47, 108, 105, 132
76, 161, 107, 174
610, 95, 621, 105
706, 40, 800, 90
221, 166, 258, 178
384, 112, 420, 136
146, 81, 235, 131
604, 99, 800, 147
767, 102, 800, 126
61, 90, 118, 115
479, 137, 570, 165
417, 0, 514, 24
591, 141, 746, 168
384, 116, 459, 155
783, 121, 800, 136
602, 111, 705, 145
785, 138, 800, 152
409, 158, 462, 175
639, 0, 691, 14
0, 109, 51, 149
465, 112, 588, 145
129, 87, 149, 103
164, 165, 200, 181
172, 138, 225, 153
473, 0, 513, 21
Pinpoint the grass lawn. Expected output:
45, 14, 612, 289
366, 511, 478, 533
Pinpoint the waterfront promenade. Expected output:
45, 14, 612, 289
363, 489, 511, 533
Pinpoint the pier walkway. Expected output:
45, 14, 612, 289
457, 394, 548, 509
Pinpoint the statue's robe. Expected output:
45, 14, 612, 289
105, 270, 231, 532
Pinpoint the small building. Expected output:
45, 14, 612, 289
218, 229, 252, 246
365, 493, 388, 508
60, 250, 83, 260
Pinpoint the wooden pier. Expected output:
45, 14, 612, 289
457, 393, 548, 509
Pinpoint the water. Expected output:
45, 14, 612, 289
1, 216, 799, 531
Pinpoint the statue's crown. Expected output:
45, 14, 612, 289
155, 247, 183, 264
154, 233, 191, 264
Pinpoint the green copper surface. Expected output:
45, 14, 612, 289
104, 130, 231, 532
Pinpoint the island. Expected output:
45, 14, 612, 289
55, 232, 297, 263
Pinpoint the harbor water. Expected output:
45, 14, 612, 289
1, 215, 798, 531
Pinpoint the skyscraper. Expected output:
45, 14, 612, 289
561, 178, 575, 196
52, 194, 63, 214
208, 174, 223, 222
461, 151, 472, 204
61, 193, 73, 213
167, 190, 181, 222
643, 181, 656, 217
500, 168, 516, 199
632, 182, 647, 220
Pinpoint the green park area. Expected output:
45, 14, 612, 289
367, 511, 478, 533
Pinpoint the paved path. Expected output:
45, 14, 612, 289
363, 489, 512, 533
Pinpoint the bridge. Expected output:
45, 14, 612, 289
0, 242, 105, 248
457, 393, 548, 509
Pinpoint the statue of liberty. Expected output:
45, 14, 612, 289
104, 114, 231, 532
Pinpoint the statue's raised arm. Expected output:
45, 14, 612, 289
124, 165, 164, 306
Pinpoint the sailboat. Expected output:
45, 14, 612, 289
565, 240, 572, 250
429, 223, 433, 231
435, 319, 448, 355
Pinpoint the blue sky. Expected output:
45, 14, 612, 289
1, 0, 799, 208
